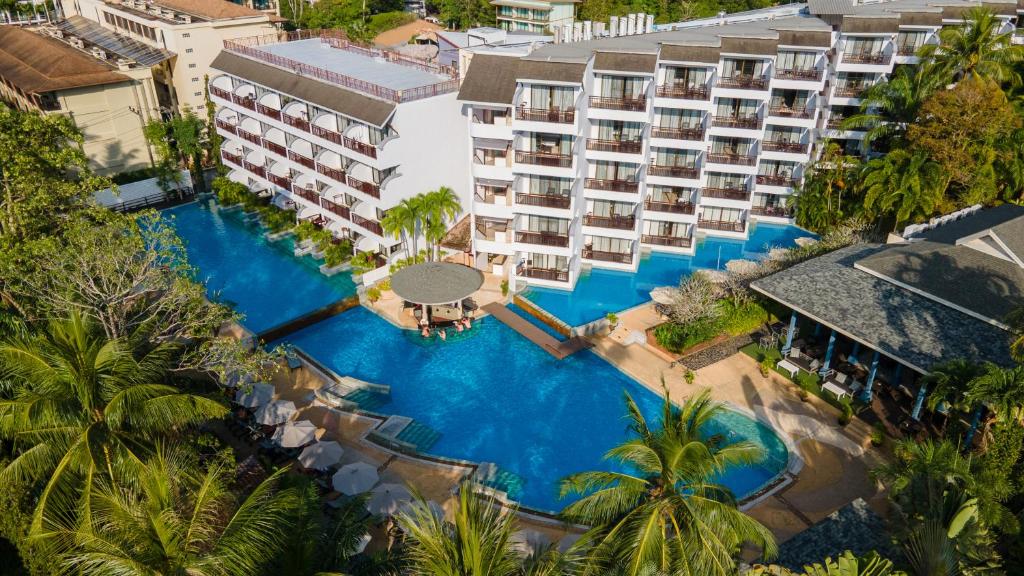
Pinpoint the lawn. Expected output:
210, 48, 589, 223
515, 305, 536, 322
739, 342, 857, 413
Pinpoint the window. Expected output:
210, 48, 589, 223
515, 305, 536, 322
776, 51, 817, 71
706, 172, 748, 190
651, 148, 698, 167
716, 97, 759, 118
648, 186, 695, 204
709, 137, 754, 156
528, 85, 574, 109
662, 66, 708, 87
525, 215, 569, 235
592, 160, 638, 181
655, 108, 702, 129
588, 200, 633, 218
186, 48, 194, 54
598, 75, 645, 99
722, 58, 765, 79
587, 236, 631, 254
769, 89, 810, 110
644, 220, 690, 238
192, 77, 200, 82
593, 120, 643, 142
527, 176, 571, 196
182, 32, 191, 38
194, 92, 202, 97
701, 206, 743, 223
188, 63, 197, 69
527, 253, 567, 270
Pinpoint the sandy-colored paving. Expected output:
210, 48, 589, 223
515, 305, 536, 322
366, 268, 506, 329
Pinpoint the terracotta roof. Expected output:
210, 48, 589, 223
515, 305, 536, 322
105, 0, 266, 21
0, 27, 130, 94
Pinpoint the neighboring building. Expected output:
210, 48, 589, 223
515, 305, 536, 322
457, 0, 1020, 289
60, 0, 279, 113
434, 27, 550, 69
1, 0, 54, 25
208, 31, 470, 280
0, 25, 166, 174
493, 0, 577, 33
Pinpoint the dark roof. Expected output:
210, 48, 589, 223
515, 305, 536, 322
0, 26, 130, 94
593, 51, 657, 74
457, 53, 518, 104
515, 59, 586, 83
919, 204, 1024, 245
772, 499, 903, 570
210, 51, 395, 127
390, 262, 483, 305
751, 244, 1016, 373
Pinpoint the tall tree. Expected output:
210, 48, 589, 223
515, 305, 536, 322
559, 388, 776, 576
381, 196, 424, 259
841, 62, 949, 150
920, 7, 1024, 85
420, 187, 462, 260
747, 550, 906, 575
793, 141, 860, 234
860, 148, 946, 232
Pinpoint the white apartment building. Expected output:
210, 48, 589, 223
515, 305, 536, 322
60, 0, 278, 113
208, 31, 471, 280
458, 0, 1022, 289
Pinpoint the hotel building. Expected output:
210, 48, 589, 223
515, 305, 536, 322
493, 0, 578, 33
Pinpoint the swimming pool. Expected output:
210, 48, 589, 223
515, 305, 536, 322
163, 200, 357, 334
524, 222, 816, 327
279, 306, 789, 512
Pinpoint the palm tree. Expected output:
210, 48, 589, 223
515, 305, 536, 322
1007, 306, 1024, 362
420, 187, 463, 261
841, 62, 949, 149
559, 388, 776, 576
794, 141, 860, 233
0, 312, 227, 535
381, 196, 424, 259
746, 550, 905, 575
54, 446, 304, 576
923, 360, 990, 445
860, 149, 947, 232
872, 439, 974, 516
920, 7, 1024, 85
964, 364, 1024, 429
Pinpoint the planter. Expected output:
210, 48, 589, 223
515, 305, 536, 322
319, 261, 351, 276
265, 229, 294, 242
293, 239, 316, 257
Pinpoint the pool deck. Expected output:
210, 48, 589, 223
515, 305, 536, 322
481, 303, 592, 359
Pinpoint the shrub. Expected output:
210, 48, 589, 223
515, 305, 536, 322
759, 358, 772, 378
838, 401, 853, 426
377, 277, 391, 292
500, 280, 509, 296
293, 221, 318, 244
350, 251, 378, 274
258, 205, 296, 234
212, 176, 249, 206
684, 369, 695, 385
606, 312, 618, 327
654, 317, 722, 353
870, 422, 885, 447
798, 387, 810, 402
322, 239, 353, 268
367, 286, 382, 302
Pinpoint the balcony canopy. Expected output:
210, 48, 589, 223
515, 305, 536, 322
390, 262, 484, 306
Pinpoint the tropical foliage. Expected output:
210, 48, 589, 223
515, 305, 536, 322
381, 187, 463, 262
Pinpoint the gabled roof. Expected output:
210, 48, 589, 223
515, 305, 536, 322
0, 26, 130, 94
457, 53, 519, 104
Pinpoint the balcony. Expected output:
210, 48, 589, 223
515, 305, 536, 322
287, 150, 315, 169
834, 84, 866, 98
762, 140, 807, 154
642, 234, 692, 248
586, 139, 642, 154
843, 52, 890, 65
751, 205, 794, 218
644, 199, 695, 214
232, 94, 256, 111
221, 150, 242, 166
311, 124, 343, 146
515, 230, 570, 247
756, 174, 797, 187
697, 218, 745, 232
717, 76, 768, 90
585, 178, 639, 193
583, 213, 636, 230
648, 165, 698, 179
292, 184, 319, 204
242, 160, 265, 178
321, 197, 351, 219
269, 173, 292, 189
768, 106, 813, 119
256, 103, 281, 121
351, 213, 383, 235
264, 140, 286, 157
343, 136, 378, 159
706, 152, 756, 166
651, 127, 704, 141
517, 265, 568, 282
215, 119, 237, 134
516, 106, 575, 123
347, 175, 380, 199
703, 187, 750, 201
589, 96, 647, 111
238, 128, 262, 146
316, 163, 346, 183
827, 116, 849, 130
285, 114, 310, 132
712, 115, 761, 130
515, 150, 572, 168
774, 68, 823, 81
897, 45, 921, 56
210, 86, 232, 101
583, 248, 632, 264
654, 84, 710, 100
516, 193, 571, 209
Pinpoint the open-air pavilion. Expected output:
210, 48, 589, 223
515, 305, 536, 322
390, 262, 484, 328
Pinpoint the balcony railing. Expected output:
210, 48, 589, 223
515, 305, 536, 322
238, 128, 262, 145
515, 150, 572, 168
285, 114, 311, 132
585, 178, 639, 193
589, 96, 647, 111
834, 84, 866, 98
751, 205, 794, 217
827, 116, 848, 129
516, 193, 571, 209
703, 187, 750, 201
215, 119, 237, 134
897, 45, 921, 56
210, 86, 232, 100
768, 106, 813, 119
221, 150, 242, 166
316, 163, 346, 183
648, 165, 698, 179
762, 140, 807, 154
712, 115, 761, 129
698, 218, 745, 232
843, 52, 890, 65
292, 184, 319, 204
288, 150, 316, 169
583, 248, 632, 264
233, 94, 256, 110
515, 106, 575, 123
347, 175, 380, 199
644, 199, 695, 214
717, 76, 768, 90
654, 84, 710, 100
343, 136, 378, 159
351, 213, 383, 235
256, 103, 281, 120
774, 68, 823, 81
264, 140, 286, 157
583, 213, 636, 230
517, 265, 568, 282
242, 160, 266, 178
311, 124, 343, 146
269, 173, 292, 189
756, 174, 797, 187
586, 139, 642, 154
642, 234, 692, 248
515, 230, 570, 247
651, 127, 704, 141
321, 197, 351, 219
706, 152, 756, 166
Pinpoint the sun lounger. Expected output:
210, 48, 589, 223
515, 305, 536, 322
776, 358, 800, 378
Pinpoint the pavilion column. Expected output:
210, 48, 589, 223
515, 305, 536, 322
814, 323, 822, 338
911, 380, 927, 421
818, 329, 837, 378
964, 406, 984, 447
859, 350, 881, 402
781, 311, 798, 355
893, 364, 903, 386
849, 342, 861, 365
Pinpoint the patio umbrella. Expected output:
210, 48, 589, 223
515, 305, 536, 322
558, 533, 582, 553
399, 498, 445, 519
254, 400, 296, 426
297, 440, 344, 471
272, 420, 318, 448
333, 462, 379, 495
649, 286, 675, 305
354, 533, 372, 555
511, 529, 550, 556
234, 382, 274, 408
366, 483, 412, 516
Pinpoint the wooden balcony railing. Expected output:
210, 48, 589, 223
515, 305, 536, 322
712, 115, 761, 129
347, 175, 380, 198
589, 96, 647, 111
517, 265, 568, 282
827, 116, 848, 129
321, 197, 351, 219
843, 52, 889, 65
706, 152, 757, 166
768, 106, 813, 119
292, 184, 319, 204
284, 114, 311, 132
654, 84, 710, 100
221, 150, 242, 166
233, 94, 256, 110
316, 163, 346, 183
717, 76, 768, 90
756, 174, 797, 187
286, 150, 314, 169
762, 140, 807, 154
242, 160, 265, 178
698, 218, 745, 232
351, 213, 383, 235
516, 193, 571, 209
238, 129, 262, 146
264, 140, 286, 157
644, 199, 695, 214
703, 187, 749, 201
651, 127, 704, 141
648, 165, 698, 179
774, 68, 823, 81
515, 150, 572, 168
584, 213, 635, 230
311, 124, 343, 146
215, 118, 237, 134
515, 106, 575, 123
269, 173, 292, 189
256, 103, 281, 120
834, 84, 865, 98
343, 136, 378, 159
586, 139, 642, 153
585, 178, 639, 193
897, 45, 921, 56
642, 234, 692, 248
515, 230, 569, 247
751, 205, 794, 217
210, 86, 232, 100
583, 248, 632, 264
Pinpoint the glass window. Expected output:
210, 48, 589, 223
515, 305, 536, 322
644, 220, 690, 237
587, 236, 632, 253
529, 133, 571, 155
589, 199, 633, 217
649, 185, 695, 203
528, 253, 567, 270
651, 148, 698, 167
592, 161, 638, 181
716, 98, 759, 118
706, 172, 748, 189
655, 108, 702, 129
526, 215, 569, 234
599, 75, 645, 99
593, 120, 643, 141
769, 89, 810, 110
776, 51, 817, 71
663, 66, 708, 87
722, 58, 765, 78
765, 126, 803, 142
701, 206, 743, 222
527, 176, 571, 196
709, 137, 753, 155
529, 85, 574, 109
846, 37, 884, 55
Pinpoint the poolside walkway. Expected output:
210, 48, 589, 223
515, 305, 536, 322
482, 303, 592, 359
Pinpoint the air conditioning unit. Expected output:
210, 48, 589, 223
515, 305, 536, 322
69, 37, 85, 48
116, 58, 132, 70
178, 14, 191, 23
91, 47, 107, 60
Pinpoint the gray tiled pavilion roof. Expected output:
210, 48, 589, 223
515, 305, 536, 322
750, 244, 1016, 373
772, 499, 903, 570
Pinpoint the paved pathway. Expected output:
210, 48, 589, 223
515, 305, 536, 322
482, 303, 591, 359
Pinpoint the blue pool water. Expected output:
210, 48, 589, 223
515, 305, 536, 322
279, 306, 789, 512
163, 200, 357, 333
525, 222, 816, 326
